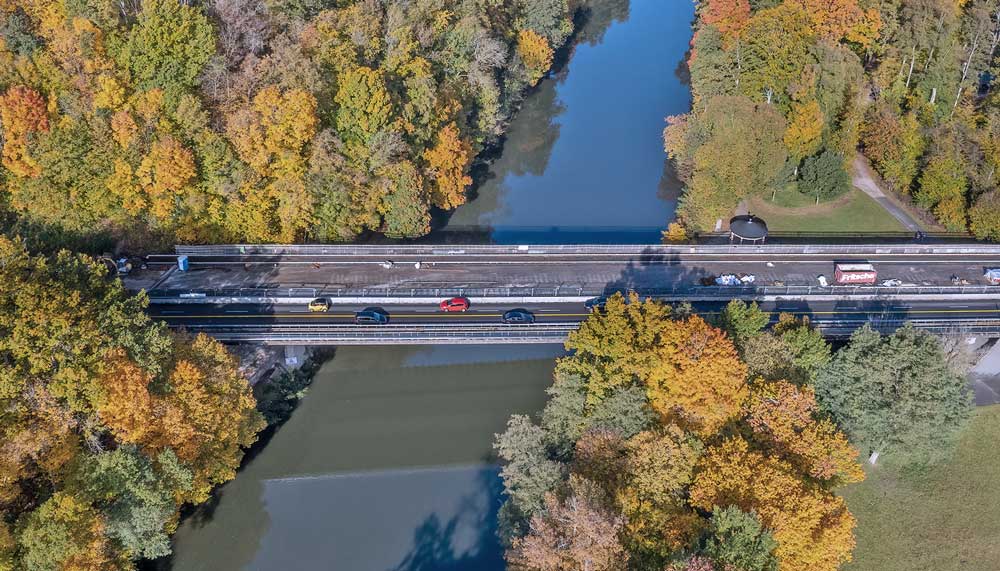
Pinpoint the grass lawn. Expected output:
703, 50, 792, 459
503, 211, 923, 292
841, 405, 1000, 571
747, 188, 906, 233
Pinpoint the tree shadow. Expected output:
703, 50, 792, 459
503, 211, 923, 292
392, 467, 506, 571
602, 247, 702, 295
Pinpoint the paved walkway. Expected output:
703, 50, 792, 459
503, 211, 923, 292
971, 341, 1000, 406
851, 155, 923, 232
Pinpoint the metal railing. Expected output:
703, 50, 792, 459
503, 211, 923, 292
147, 283, 1000, 301
170, 243, 1000, 258
169, 317, 1000, 344
179, 322, 579, 344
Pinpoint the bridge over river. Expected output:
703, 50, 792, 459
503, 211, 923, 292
133, 243, 1000, 344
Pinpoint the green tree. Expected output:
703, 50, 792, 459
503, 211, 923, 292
969, 191, 1000, 241
773, 314, 831, 382
111, 0, 215, 95
676, 96, 787, 230
915, 139, 969, 230
799, 150, 851, 204
380, 161, 431, 238
70, 447, 192, 559
717, 300, 770, 351
494, 415, 564, 538
815, 324, 973, 465
701, 506, 779, 571
334, 66, 394, 146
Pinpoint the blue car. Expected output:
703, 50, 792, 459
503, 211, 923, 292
501, 309, 535, 324
355, 307, 389, 325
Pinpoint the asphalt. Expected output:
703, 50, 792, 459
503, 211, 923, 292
144, 250, 1000, 294
151, 299, 1000, 328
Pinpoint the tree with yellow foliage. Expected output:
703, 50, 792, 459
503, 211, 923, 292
690, 438, 858, 571
784, 100, 824, 166
0, 238, 263, 569
423, 122, 472, 209
643, 316, 749, 435
499, 295, 862, 571
560, 292, 675, 405
136, 136, 197, 220
227, 86, 318, 178
517, 29, 554, 85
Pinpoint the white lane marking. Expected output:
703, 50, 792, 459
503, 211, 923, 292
187, 258, 1000, 265
225, 310, 249, 313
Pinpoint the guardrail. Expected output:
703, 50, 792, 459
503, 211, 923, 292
172, 242, 1000, 257
167, 317, 1000, 344
147, 283, 1000, 301
178, 323, 579, 345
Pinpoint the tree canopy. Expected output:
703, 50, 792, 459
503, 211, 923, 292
814, 324, 973, 465
497, 296, 864, 571
0, 237, 264, 569
669, 0, 1000, 237
0, 0, 575, 247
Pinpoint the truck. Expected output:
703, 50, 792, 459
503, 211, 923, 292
834, 263, 877, 285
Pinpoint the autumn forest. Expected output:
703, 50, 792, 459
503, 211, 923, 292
666, 0, 1000, 238
0, 0, 576, 248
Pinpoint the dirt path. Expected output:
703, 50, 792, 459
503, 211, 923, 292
851, 155, 924, 232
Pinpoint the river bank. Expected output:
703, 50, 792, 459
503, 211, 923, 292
158, 1, 695, 568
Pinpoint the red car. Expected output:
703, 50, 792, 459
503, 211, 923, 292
439, 297, 470, 312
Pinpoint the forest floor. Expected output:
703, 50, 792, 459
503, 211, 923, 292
842, 405, 1000, 571
747, 188, 906, 233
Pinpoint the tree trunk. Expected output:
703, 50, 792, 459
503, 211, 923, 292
906, 46, 915, 88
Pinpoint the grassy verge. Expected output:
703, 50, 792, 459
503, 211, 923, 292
841, 405, 1000, 571
747, 189, 906, 233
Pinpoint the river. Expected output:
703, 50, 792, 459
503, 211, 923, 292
438, 0, 692, 243
162, 1, 694, 569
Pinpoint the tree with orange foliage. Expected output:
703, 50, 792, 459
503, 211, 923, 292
518, 29, 554, 85
690, 438, 858, 571
702, 0, 751, 40
98, 334, 264, 504
786, 0, 881, 46
744, 381, 863, 484
0, 85, 49, 177
423, 122, 472, 209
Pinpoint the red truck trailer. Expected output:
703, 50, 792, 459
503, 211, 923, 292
834, 263, 877, 285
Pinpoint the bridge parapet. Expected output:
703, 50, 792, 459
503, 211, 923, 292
170, 243, 1000, 258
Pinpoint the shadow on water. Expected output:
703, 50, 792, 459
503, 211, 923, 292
392, 468, 506, 571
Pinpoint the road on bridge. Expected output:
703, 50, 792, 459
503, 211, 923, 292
143, 245, 1000, 298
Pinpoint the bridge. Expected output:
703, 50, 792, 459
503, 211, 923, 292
132, 243, 1000, 345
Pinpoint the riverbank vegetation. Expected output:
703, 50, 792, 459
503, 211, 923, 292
0, 0, 579, 249
666, 0, 1000, 239
495, 295, 973, 571
0, 237, 265, 570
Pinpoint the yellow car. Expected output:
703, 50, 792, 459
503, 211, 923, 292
308, 298, 330, 312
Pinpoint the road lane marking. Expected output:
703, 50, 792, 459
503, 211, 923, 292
156, 307, 1000, 321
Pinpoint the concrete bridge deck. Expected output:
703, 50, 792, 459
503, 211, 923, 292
134, 243, 1000, 345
